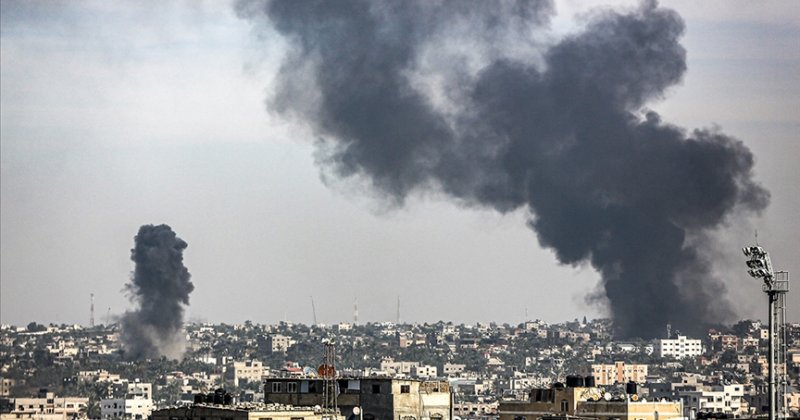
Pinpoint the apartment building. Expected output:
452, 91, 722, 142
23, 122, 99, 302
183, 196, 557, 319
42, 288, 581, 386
498, 384, 681, 420
380, 358, 420, 376
100, 382, 154, 420
411, 365, 438, 379
267, 335, 292, 353
100, 397, 153, 420
656, 335, 703, 359
591, 362, 648, 385
678, 384, 747, 417
226, 360, 265, 386
153, 405, 343, 420
3, 391, 88, 420
264, 377, 452, 420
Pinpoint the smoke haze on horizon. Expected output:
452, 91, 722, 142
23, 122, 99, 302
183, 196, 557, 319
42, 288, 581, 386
1, 0, 798, 331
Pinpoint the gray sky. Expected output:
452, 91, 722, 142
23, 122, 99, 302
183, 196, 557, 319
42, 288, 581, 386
1, 0, 798, 328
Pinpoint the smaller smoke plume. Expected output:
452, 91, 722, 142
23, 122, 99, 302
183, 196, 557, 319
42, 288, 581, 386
120, 224, 194, 360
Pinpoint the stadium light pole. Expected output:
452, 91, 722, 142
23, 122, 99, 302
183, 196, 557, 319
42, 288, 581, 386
742, 245, 776, 420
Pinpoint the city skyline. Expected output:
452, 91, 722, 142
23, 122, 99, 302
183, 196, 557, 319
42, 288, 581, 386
1, 0, 798, 328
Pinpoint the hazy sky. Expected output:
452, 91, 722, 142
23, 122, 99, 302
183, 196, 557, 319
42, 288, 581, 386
1, 0, 798, 328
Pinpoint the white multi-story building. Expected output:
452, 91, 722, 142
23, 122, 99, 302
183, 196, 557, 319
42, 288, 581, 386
100, 382, 154, 420
441, 363, 466, 377
656, 335, 703, 359
411, 365, 438, 379
100, 397, 153, 420
678, 384, 747, 416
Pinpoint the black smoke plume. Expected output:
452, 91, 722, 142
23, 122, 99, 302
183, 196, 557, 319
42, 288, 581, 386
120, 224, 194, 359
237, 0, 769, 338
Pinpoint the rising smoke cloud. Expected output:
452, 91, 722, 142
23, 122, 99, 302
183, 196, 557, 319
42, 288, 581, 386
120, 224, 194, 359
237, 0, 769, 338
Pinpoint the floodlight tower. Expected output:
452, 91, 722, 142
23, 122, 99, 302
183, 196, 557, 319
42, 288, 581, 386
742, 245, 790, 420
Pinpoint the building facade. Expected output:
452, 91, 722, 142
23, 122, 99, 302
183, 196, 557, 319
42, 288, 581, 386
656, 336, 703, 359
591, 362, 648, 386
1, 391, 88, 420
152, 405, 343, 420
264, 377, 452, 420
498, 385, 681, 420
227, 360, 265, 386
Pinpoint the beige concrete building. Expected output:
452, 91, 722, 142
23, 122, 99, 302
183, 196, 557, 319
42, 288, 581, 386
1, 391, 88, 420
265, 377, 452, 420
499, 385, 681, 420
267, 335, 292, 353
591, 362, 648, 386
0, 378, 16, 397
152, 405, 343, 420
227, 360, 265, 386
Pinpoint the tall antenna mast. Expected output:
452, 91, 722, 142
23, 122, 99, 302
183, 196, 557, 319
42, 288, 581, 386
353, 297, 358, 325
311, 296, 318, 326
106, 307, 111, 326
90, 293, 95, 328
396, 296, 400, 324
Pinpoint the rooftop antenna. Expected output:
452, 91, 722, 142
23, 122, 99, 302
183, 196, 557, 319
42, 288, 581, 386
90, 293, 95, 328
666, 323, 672, 339
106, 307, 111, 326
525, 307, 528, 321
311, 296, 318, 326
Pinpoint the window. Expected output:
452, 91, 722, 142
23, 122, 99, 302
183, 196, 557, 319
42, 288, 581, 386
560, 400, 568, 412
401, 385, 410, 394
372, 384, 381, 394
287, 382, 298, 393
271, 382, 282, 393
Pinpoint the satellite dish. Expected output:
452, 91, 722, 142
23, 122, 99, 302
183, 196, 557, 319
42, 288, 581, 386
318, 364, 335, 378
353, 407, 361, 415
603, 392, 612, 401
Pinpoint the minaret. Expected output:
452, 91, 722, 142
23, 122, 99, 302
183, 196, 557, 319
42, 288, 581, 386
396, 296, 401, 324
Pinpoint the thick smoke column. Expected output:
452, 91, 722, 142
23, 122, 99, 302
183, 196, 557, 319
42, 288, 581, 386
120, 224, 194, 359
237, 0, 769, 338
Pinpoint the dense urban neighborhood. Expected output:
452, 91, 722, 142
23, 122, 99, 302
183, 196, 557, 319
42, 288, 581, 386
1, 318, 798, 420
